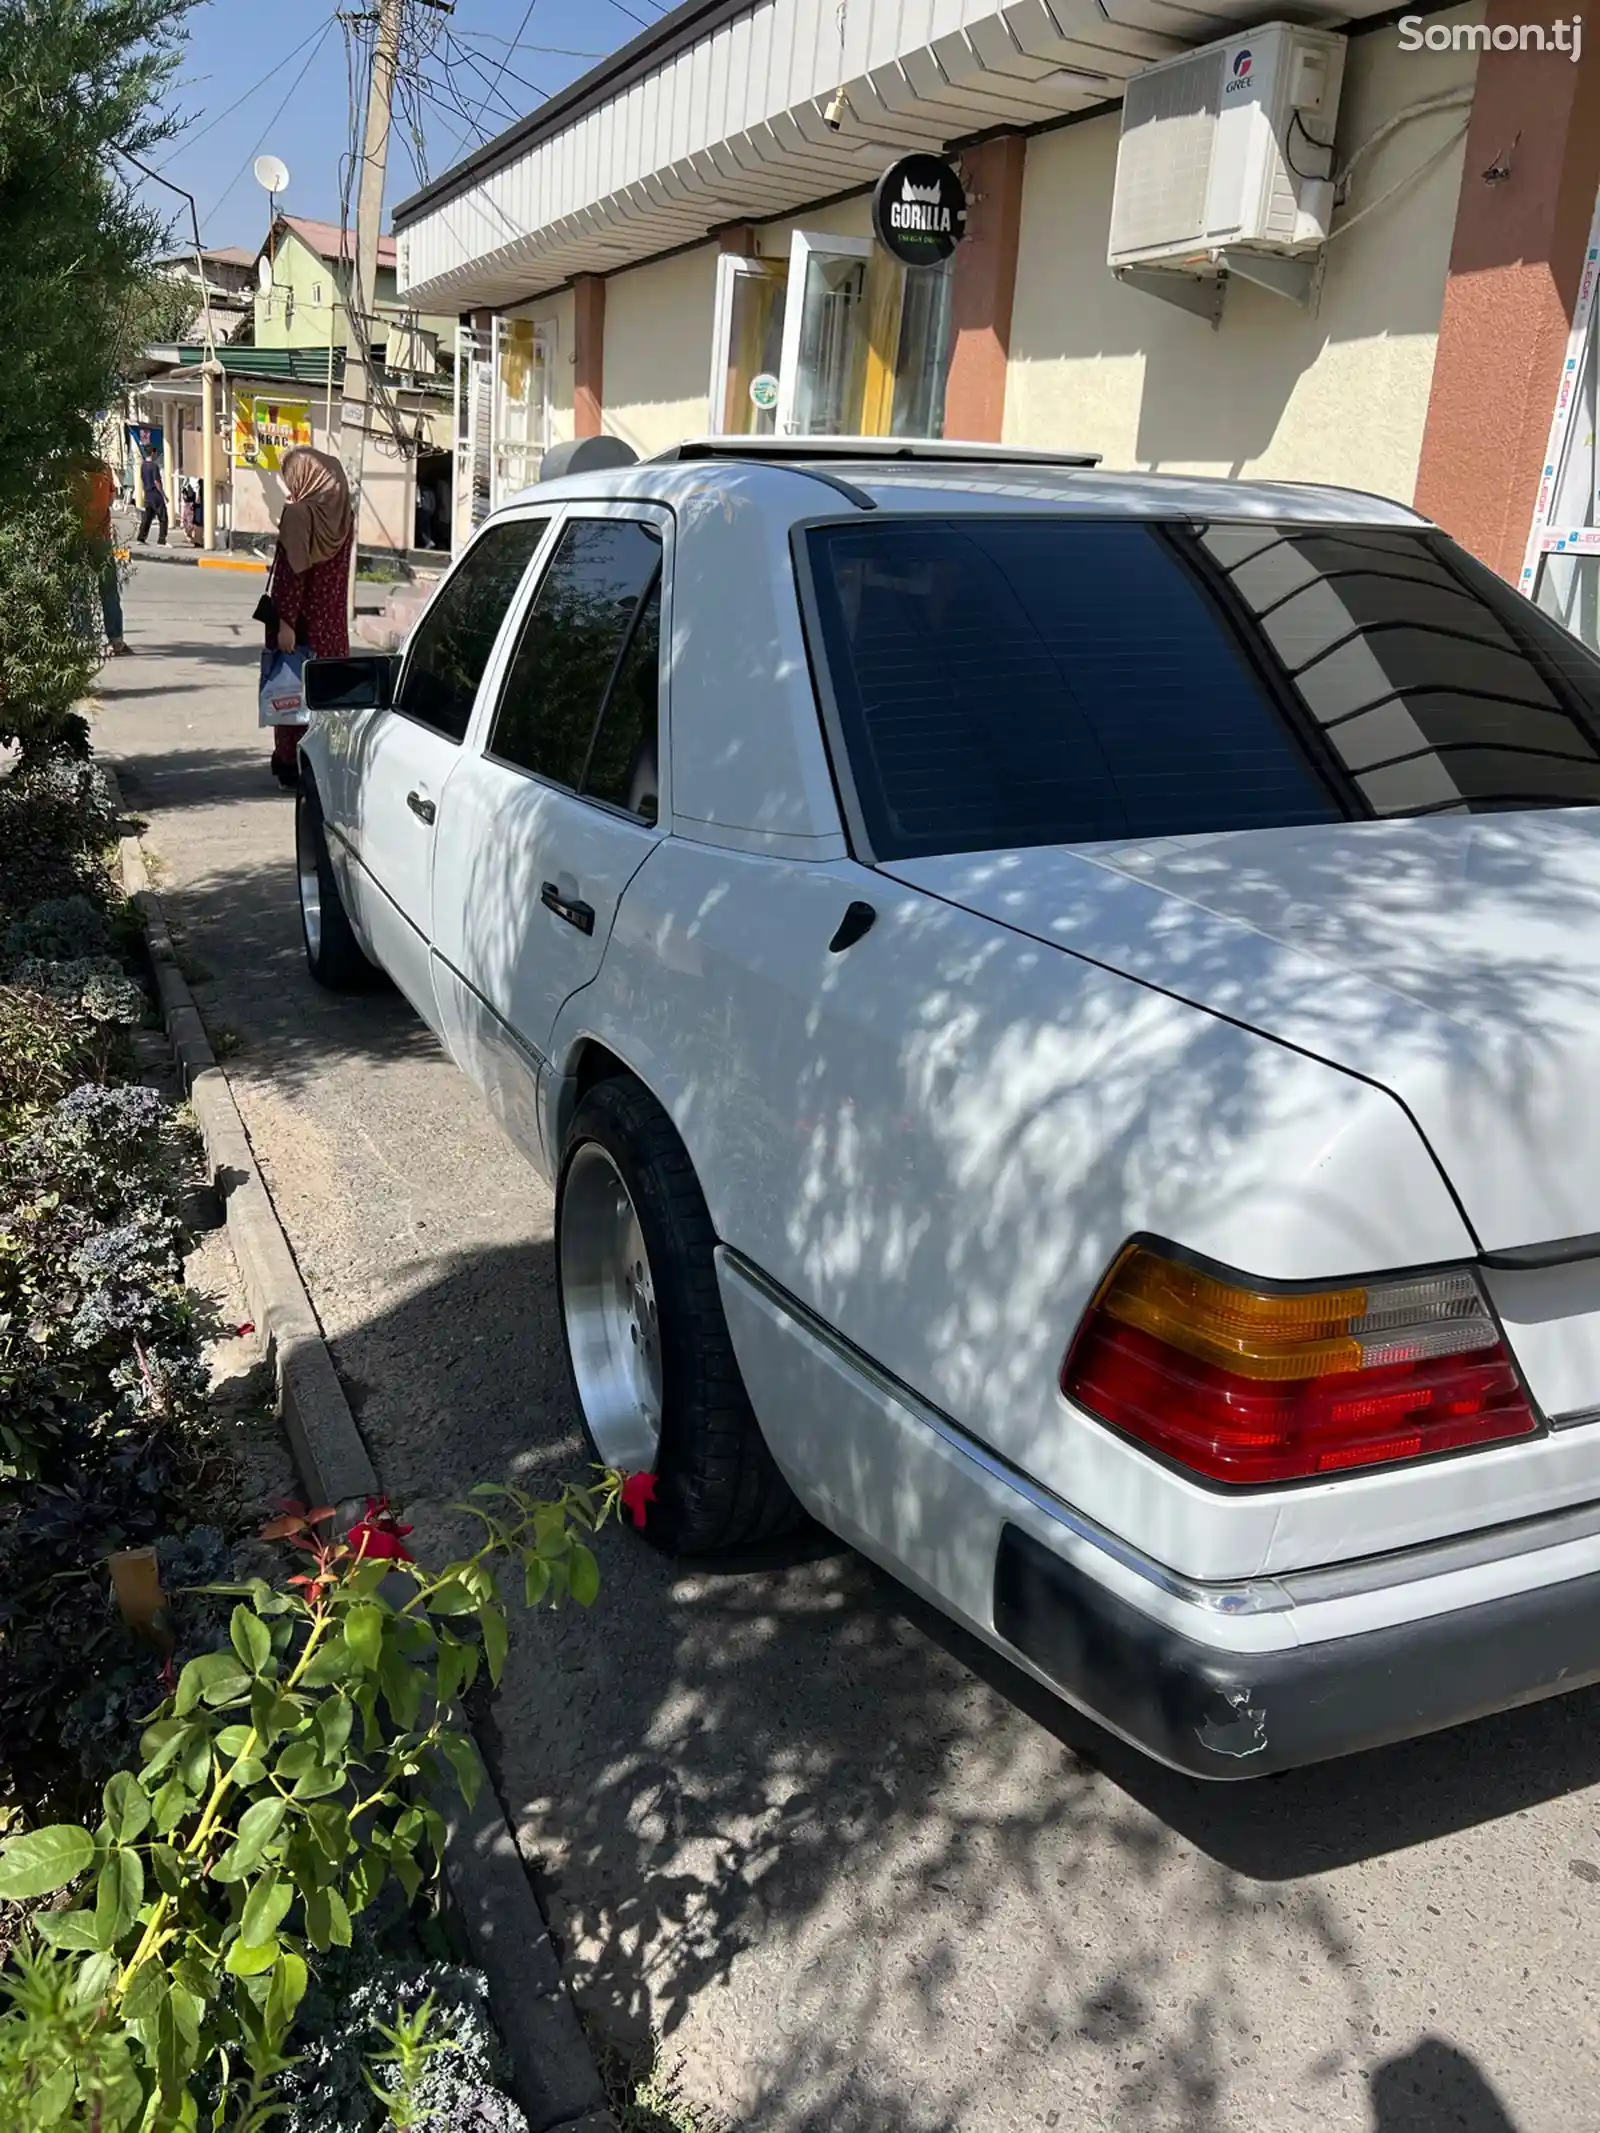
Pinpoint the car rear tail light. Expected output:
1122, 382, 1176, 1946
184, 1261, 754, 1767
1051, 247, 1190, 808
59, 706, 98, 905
1061, 1245, 1538, 1485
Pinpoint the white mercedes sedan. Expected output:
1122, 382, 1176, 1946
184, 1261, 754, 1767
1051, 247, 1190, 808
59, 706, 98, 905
296, 438, 1600, 1777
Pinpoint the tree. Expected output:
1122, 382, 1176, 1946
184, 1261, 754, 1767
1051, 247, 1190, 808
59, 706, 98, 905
0, 0, 196, 498
0, 0, 194, 751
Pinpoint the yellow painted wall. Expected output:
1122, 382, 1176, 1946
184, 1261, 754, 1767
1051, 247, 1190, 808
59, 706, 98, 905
1004, 7, 1482, 501
600, 243, 720, 455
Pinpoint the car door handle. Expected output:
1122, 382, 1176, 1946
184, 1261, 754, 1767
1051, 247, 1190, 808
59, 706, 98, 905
405, 789, 436, 825
541, 882, 595, 935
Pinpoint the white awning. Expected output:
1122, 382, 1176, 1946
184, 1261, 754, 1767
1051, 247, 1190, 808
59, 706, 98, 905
394, 0, 1384, 312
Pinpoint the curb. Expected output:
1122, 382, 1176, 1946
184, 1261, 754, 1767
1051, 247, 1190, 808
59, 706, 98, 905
110, 774, 615, 2133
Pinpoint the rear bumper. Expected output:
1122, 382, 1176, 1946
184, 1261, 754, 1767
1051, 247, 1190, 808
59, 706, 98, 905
995, 1521, 1600, 1778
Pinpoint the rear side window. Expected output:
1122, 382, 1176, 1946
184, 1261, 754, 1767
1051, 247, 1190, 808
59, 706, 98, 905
488, 518, 661, 791
804, 517, 1600, 858
397, 518, 547, 742
804, 519, 1338, 858
1200, 524, 1600, 816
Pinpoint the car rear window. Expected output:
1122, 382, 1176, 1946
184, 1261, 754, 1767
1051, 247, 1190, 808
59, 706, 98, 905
802, 517, 1600, 859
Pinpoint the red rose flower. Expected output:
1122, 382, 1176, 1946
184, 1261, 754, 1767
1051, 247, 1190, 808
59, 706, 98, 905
619, 1471, 658, 1529
346, 1496, 414, 1562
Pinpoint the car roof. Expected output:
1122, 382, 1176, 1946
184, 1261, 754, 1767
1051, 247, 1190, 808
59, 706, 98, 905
493, 451, 1429, 530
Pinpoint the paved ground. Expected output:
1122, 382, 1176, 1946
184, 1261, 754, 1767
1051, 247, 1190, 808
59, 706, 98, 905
96, 559, 1600, 2133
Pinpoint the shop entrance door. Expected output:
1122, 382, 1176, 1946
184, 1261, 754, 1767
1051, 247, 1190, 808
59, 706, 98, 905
706, 230, 952, 441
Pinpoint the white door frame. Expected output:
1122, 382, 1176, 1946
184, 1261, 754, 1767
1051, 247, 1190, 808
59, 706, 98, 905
706, 252, 786, 433
1520, 184, 1600, 597
774, 230, 873, 438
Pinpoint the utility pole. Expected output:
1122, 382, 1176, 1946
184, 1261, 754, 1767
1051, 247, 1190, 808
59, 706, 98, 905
341, 0, 404, 580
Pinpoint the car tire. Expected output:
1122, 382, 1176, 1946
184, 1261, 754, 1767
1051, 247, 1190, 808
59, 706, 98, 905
296, 778, 381, 992
556, 1073, 804, 1557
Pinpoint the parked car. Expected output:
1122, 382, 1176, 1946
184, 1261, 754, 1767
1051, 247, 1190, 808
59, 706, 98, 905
297, 437, 1600, 1779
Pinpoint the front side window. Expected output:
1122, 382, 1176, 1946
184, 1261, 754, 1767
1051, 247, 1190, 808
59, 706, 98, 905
488, 518, 661, 795
397, 517, 548, 742
804, 517, 1600, 860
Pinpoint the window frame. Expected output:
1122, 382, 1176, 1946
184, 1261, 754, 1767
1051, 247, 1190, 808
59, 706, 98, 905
472, 500, 672, 831
388, 506, 557, 747
789, 510, 1600, 863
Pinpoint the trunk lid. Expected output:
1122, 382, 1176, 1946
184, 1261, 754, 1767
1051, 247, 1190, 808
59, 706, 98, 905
884, 810, 1600, 1267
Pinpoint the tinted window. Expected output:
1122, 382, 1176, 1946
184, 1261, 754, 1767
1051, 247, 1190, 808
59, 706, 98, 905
806, 519, 1336, 858
1199, 524, 1600, 816
806, 518, 1600, 858
489, 519, 661, 788
397, 518, 547, 741
583, 581, 661, 820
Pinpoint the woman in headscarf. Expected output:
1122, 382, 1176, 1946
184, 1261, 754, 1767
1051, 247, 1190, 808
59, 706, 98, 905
263, 446, 354, 788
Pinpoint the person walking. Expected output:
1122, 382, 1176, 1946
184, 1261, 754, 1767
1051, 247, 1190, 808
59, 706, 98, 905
79, 456, 131, 656
260, 446, 354, 788
136, 444, 168, 545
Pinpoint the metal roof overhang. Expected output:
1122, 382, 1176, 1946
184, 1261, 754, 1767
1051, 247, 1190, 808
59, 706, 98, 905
392, 0, 1398, 313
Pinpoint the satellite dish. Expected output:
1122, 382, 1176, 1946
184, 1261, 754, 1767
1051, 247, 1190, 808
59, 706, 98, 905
253, 154, 290, 196
257, 255, 274, 292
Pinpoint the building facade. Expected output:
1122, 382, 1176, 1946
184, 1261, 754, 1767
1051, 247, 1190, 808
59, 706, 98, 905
254, 216, 457, 375
391, 0, 1600, 645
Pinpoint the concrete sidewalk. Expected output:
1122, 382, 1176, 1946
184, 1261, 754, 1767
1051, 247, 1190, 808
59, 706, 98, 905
93, 556, 1600, 2133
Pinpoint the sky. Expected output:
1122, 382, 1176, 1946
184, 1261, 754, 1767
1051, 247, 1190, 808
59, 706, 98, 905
140, 0, 669, 257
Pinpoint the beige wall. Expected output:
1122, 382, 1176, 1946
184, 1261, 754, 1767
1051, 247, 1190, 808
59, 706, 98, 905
600, 243, 720, 454
755, 193, 874, 258
1005, 7, 1483, 501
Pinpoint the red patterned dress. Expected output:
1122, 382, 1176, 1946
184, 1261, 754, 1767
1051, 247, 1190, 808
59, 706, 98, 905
265, 530, 353, 771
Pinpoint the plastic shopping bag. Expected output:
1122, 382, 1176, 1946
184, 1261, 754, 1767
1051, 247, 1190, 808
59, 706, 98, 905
258, 647, 308, 727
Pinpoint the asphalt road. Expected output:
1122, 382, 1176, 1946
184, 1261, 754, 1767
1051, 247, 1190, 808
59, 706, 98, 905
97, 557, 1600, 2133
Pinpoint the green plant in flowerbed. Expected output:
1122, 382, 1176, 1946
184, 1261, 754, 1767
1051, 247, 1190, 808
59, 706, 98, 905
0, 1477, 632, 2130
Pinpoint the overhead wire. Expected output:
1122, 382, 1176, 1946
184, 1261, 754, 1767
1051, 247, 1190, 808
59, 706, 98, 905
204, 16, 338, 232
441, 0, 542, 158
157, 14, 335, 172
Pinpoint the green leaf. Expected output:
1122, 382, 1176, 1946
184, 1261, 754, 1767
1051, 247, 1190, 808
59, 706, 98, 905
0, 1822, 95, 1900
390, 1842, 423, 1904
94, 1847, 144, 1946
209, 1796, 286, 1882
347, 1850, 385, 1913
312, 1693, 353, 1765
434, 1637, 465, 1708
299, 1634, 351, 1686
122, 1963, 169, 2025
230, 1605, 272, 1674
302, 1885, 333, 1951
179, 1729, 212, 1795
72, 1949, 118, 2015
324, 1883, 352, 1948
436, 1731, 483, 1809
344, 1604, 384, 1669
223, 1935, 279, 1977
149, 1844, 184, 1896
215, 1724, 254, 1759
289, 1763, 345, 1802
569, 1542, 600, 1608
423, 1578, 478, 1616
265, 1949, 309, 2043
34, 1910, 111, 1952
307, 1801, 350, 1861
378, 1646, 422, 1732
275, 1740, 319, 1783
139, 1720, 187, 1779
522, 1555, 551, 1608
151, 1778, 193, 1838
103, 1770, 151, 1845
481, 1604, 508, 1687
241, 1872, 294, 1949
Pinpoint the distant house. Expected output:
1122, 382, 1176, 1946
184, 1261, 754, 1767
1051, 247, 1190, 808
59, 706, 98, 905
253, 215, 456, 375
152, 244, 257, 344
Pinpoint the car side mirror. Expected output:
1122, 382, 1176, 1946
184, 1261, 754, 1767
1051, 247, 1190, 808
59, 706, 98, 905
303, 653, 400, 712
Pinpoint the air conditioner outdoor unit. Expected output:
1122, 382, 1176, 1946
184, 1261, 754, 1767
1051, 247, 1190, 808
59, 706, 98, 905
1108, 22, 1346, 273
